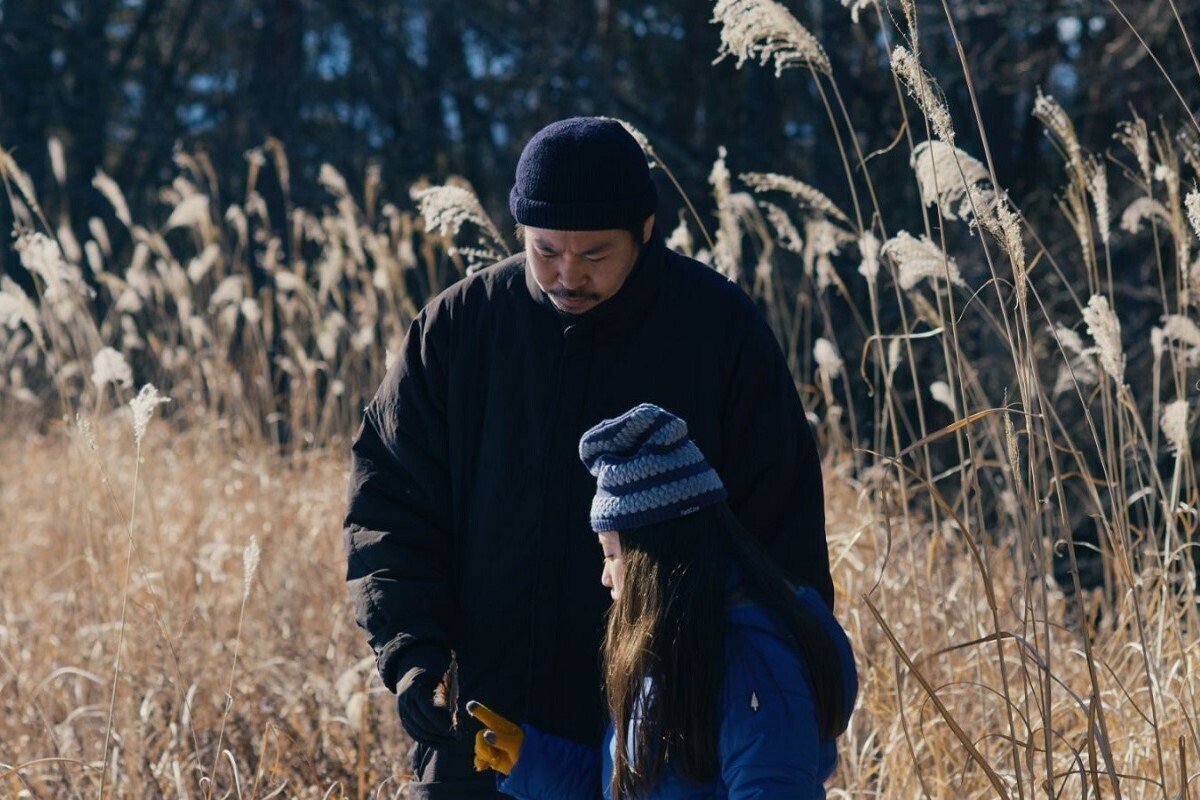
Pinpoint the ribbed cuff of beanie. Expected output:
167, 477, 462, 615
509, 186, 656, 232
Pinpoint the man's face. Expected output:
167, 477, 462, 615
524, 217, 653, 315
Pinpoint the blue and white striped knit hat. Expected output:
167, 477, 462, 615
579, 404, 727, 533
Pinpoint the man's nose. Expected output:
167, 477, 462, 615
558, 257, 588, 289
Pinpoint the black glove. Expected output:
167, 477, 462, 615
394, 646, 456, 747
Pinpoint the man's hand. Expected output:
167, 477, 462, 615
395, 660, 455, 747
466, 700, 524, 775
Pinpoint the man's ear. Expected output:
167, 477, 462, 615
641, 215, 655, 244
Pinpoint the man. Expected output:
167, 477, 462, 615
343, 117, 831, 798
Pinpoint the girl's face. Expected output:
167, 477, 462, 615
598, 531, 624, 600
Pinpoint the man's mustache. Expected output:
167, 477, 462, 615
548, 289, 602, 301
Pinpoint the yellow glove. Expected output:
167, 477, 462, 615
466, 700, 524, 776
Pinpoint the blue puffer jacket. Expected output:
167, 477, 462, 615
494, 587, 857, 799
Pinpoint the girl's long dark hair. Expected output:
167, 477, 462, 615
603, 503, 850, 799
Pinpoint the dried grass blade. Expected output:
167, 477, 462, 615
863, 595, 1013, 798
894, 407, 1010, 460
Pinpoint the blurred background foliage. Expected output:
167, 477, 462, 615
3, 0, 1199, 273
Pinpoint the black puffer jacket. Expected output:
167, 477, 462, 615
343, 231, 830, 751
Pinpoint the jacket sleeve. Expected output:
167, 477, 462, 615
719, 633, 824, 799
343, 307, 454, 690
496, 724, 603, 800
721, 305, 833, 608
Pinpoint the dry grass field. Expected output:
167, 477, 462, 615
0, 419, 399, 798
2, 412, 1197, 797
2, 0, 1200, 796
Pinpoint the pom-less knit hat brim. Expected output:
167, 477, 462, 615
579, 404, 727, 533
510, 117, 658, 232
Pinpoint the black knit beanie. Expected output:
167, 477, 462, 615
509, 117, 658, 231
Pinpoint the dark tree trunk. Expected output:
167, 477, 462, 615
0, 0, 57, 282
251, 0, 304, 150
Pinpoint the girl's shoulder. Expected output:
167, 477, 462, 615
723, 586, 857, 702
725, 584, 837, 638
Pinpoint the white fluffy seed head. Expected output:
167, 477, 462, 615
892, 47, 955, 144
1121, 197, 1171, 235
887, 337, 903, 377
15, 232, 94, 321
813, 338, 843, 378
858, 231, 881, 283
187, 244, 221, 284
48, 137, 66, 186
1055, 324, 1086, 356
910, 141, 989, 221
240, 298, 263, 325
1152, 326, 1166, 359
1053, 324, 1099, 396
760, 202, 804, 254
1033, 90, 1083, 173
930, 381, 957, 415
1186, 190, 1200, 241
318, 163, 350, 198
16, 233, 67, 285
346, 692, 368, 730
1158, 314, 1200, 347
1083, 295, 1125, 383
708, 147, 745, 282
0, 277, 44, 350
993, 197, 1027, 303
1087, 157, 1111, 246
839, 0, 876, 23
803, 218, 853, 293
603, 117, 659, 168
93, 170, 133, 228
209, 276, 244, 309
92, 347, 133, 389
712, 0, 831, 77
665, 214, 695, 257
57, 222, 83, 266
1161, 400, 1190, 455
89, 217, 112, 257
243, 535, 261, 601
1117, 117, 1152, 184
410, 183, 507, 272
1152, 315, 1200, 367
130, 384, 170, 446
0, 280, 25, 323
881, 231, 966, 291
1181, 128, 1200, 176
0, 147, 42, 214
740, 171, 851, 225
164, 194, 211, 232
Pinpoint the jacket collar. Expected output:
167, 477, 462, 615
524, 230, 667, 332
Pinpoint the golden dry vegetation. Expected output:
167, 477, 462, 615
1, 421, 403, 798
2, 419, 1197, 797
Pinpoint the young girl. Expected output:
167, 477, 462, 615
468, 403, 857, 799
